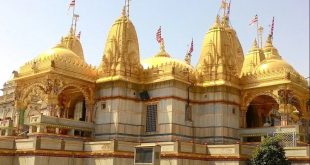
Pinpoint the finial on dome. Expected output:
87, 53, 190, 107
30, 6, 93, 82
122, 6, 126, 16
123, 0, 131, 17
213, 15, 221, 27
160, 39, 165, 52
185, 53, 191, 65
265, 34, 273, 47
185, 38, 194, 64
251, 38, 258, 49
219, 0, 231, 26
68, 0, 79, 36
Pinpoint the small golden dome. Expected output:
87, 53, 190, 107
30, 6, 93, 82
34, 44, 82, 63
255, 35, 297, 74
61, 31, 85, 60
142, 53, 193, 70
255, 59, 297, 74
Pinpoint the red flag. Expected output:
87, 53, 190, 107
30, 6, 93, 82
249, 14, 258, 25
188, 39, 194, 55
156, 26, 162, 43
68, 0, 75, 9
270, 17, 275, 38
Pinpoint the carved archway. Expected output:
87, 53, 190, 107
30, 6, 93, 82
243, 91, 280, 108
57, 85, 91, 122
20, 83, 46, 103
246, 95, 279, 129
57, 84, 90, 104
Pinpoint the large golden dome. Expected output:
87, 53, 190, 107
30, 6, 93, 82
34, 44, 82, 63
17, 35, 96, 79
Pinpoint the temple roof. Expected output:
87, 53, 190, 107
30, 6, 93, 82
254, 35, 298, 75
99, 8, 142, 77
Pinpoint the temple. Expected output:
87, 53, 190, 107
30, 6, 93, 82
0, 1, 309, 165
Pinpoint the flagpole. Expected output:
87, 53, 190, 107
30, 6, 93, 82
256, 17, 259, 48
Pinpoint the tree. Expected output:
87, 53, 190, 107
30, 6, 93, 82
250, 136, 290, 165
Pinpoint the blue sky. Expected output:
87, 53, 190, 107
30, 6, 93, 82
0, 0, 309, 88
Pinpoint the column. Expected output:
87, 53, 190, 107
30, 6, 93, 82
36, 125, 46, 133
15, 100, 26, 135
240, 106, 247, 128
86, 103, 94, 122
55, 127, 60, 134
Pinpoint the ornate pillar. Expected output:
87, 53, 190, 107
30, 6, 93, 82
47, 95, 59, 117
240, 106, 247, 128
14, 100, 27, 135
86, 102, 94, 122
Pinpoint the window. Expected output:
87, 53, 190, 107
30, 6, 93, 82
101, 102, 106, 110
146, 104, 157, 132
185, 104, 192, 121
135, 147, 153, 163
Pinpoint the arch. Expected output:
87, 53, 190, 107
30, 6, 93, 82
20, 83, 46, 102
245, 95, 279, 129
243, 91, 280, 109
57, 85, 90, 122
57, 84, 90, 104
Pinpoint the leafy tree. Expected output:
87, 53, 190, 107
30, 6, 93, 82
250, 136, 290, 165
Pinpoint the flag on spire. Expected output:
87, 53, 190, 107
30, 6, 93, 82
156, 26, 163, 43
188, 39, 194, 55
249, 14, 258, 25
270, 17, 275, 39
68, 0, 75, 10
227, 0, 231, 16
77, 31, 81, 39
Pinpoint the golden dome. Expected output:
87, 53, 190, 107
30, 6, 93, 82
255, 58, 297, 74
196, 16, 244, 77
142, 55, 193, 70
61, 30, 85, 60
255, 35, 297, 74
241, 39, 265, 75
34, 44, 82, 63
142, 41, 192, 69
17, 41, 95, 79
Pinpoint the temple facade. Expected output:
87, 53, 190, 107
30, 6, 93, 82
0, 2, 309, 165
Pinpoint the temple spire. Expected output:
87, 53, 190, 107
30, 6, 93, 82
251, 38, 258, 50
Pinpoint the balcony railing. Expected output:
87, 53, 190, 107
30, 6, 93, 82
28, 114, 94, 131
239, 125, 299, 137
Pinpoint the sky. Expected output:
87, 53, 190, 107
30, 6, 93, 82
0, 0, 309, 90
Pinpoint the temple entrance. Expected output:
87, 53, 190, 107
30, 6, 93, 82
246, 95, 279, 128
58, 86, 87, 122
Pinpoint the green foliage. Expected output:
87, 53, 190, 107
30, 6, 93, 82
250, 136, 291, 165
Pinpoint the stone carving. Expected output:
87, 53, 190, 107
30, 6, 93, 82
53, 79, 64, 94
